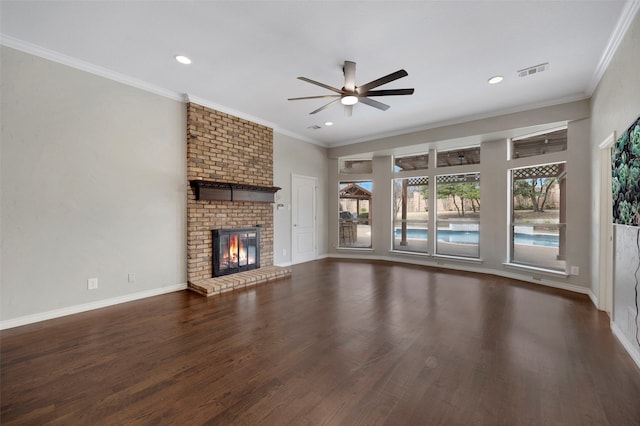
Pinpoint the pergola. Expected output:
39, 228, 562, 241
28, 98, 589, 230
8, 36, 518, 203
339, 183, 372, 224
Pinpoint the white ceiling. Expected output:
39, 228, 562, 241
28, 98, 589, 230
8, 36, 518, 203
0, 1, 633, 147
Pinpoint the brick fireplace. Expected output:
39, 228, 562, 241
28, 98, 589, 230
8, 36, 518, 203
186, 103, 290, 295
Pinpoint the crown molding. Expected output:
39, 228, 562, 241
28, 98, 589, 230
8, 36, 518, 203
587, 0, 640, 95
1, 34, 324, 146
185, 94, 321, 146
274, 127, 326, 147
185, 94, 277, 130
0, 34, 186, 101
327, 94, 589, 148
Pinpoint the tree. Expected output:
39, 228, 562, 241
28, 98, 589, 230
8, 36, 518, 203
420, 185, 429, 212
513, 178, 556, 212
437, 184, 461, 216
393, 179, 403, 219
459, 183, 480, 214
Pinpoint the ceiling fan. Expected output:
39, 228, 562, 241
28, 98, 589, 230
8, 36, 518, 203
288, 61, 414, 116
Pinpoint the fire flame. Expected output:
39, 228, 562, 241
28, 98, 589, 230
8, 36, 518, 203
223, 234, 247, 267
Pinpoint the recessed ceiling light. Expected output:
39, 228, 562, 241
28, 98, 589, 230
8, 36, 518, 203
325, 121, 334, 126
175, 55, 192, 65
341, 95, 358, 106
488, 75, 504, 84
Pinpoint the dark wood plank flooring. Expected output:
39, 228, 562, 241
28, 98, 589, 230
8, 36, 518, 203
2, 259, 640, 425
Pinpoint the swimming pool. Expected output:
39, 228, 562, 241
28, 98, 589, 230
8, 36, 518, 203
394, 228, 559, 247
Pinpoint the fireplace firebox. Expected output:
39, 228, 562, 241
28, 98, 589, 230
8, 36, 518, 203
212, 227, 260, 277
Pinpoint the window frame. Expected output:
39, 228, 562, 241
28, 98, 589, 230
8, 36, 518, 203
338, 180, 373, 249
392, 176, 430, 254
508, 161, 567, 272
434, 172, 481, 259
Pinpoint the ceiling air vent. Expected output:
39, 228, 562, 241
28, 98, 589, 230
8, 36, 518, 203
518, 63, 548, 78
308, 125, 322, 130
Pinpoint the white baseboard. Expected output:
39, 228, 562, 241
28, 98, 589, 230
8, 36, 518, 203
588, 290, 599, 309
0, 283, 188, 330
326, 253, 591, 296
282, 253, 330, 267
611, 320, 640, 371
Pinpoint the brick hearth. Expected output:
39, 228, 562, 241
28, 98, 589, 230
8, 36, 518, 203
188, 266, 292, 296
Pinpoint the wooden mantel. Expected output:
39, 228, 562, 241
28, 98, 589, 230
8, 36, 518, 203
190, 179, 281, 203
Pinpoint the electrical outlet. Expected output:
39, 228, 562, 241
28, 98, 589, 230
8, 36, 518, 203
87, 278, 98, 290
570, 266, 580, 276
128, 273, 136, 283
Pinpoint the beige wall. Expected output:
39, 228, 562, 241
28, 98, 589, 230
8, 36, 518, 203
273, 132, 329, 266
0, 45, 332, 325
590, 10, 640, 348
1, 46, 187, 322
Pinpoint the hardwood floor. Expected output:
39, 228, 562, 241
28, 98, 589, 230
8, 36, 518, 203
2, 259, 639, 425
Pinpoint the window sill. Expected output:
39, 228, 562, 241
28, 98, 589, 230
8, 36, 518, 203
432, 254, 483, 264
389, 250, 430, 257
336, 247, 374, 251
502, 262, 568, 277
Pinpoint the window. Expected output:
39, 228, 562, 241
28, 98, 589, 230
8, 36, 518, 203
437, 146, 480, 167
339, 159, 372, 174
510, 162, 566, 271
512, 128, 567, 159
394, 153, 429, 172
339, 181, 372, 248
435, 173, 480, 258
393, 177, 429, 253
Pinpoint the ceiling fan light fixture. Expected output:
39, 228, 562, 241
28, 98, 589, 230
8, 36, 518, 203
341, 95, 359, 106
175, 55, 192, 65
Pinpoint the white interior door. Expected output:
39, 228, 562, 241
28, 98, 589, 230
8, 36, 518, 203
598, 133, 615, 314
292, 174, 317, 264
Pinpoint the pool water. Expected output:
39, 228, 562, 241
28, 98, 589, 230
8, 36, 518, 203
394, 228, 558, 247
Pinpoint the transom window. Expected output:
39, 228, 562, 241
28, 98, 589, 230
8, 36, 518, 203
512, 128, 567, 159
394, 153, 429, 172
437, 146, 480, 167
339, 159, 372, 174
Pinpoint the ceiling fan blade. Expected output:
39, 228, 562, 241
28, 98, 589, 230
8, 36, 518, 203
297, 77, 343, 94
343, 61, 356, 92
288, 95, 340, 101
364, 88, 414, 97
344, 104, 353, 117
359, 97, 390, 111
310, 98, 340, 114
357, 69, 409, 95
